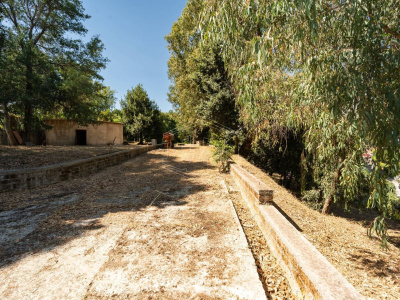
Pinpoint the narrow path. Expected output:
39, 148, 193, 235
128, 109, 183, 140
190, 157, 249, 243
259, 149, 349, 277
0, 146, 265, 299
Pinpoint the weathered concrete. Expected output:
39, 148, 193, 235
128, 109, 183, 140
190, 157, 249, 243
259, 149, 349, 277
0, 145, 161, 193
231, 163, 363, 300
0, 146, 266, 300
45, 119, 123, 146
231, 163, 273, 204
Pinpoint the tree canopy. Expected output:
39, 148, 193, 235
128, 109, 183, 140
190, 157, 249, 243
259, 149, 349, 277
165, 0, 400, 246
165, 0, 238, 143
121, 84, 161, 144
198, 0, 400, 245
0, 0, 108, 142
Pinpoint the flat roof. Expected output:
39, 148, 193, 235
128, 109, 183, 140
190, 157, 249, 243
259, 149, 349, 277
44, 119, 124, 125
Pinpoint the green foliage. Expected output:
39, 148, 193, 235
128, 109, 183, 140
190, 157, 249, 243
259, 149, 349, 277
200, 0, 400, 246
0, 0, 108, 141
302, 189, 323, 211
165, 0, 205, 139
158, 111, 178, 141
211, 135, 234, 172
192, 45, 238, 131
121, 84, 160, 144
165, 0, 238, 141
99, 108, 122, 123
249, 130, 305, 190
386, 181, 400, 221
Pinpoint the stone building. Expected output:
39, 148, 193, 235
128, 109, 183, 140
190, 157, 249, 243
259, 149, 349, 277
44, 119, 123, 146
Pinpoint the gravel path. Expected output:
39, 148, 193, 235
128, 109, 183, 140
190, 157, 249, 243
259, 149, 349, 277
0, 146, 269, 299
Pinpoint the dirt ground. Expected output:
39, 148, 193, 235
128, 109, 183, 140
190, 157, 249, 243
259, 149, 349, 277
0, 146, 269, 299
233, 155, 400, 300
0, 144, 143, 170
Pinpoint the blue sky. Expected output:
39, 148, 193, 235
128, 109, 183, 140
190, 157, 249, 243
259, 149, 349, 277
81, 0, 187, 112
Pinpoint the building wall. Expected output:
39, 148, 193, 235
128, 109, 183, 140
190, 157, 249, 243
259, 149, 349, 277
45, 120, 123, 146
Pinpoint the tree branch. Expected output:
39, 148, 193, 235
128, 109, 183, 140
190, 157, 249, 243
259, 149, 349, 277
0, 3, 19, 30
382, 24, 400, 39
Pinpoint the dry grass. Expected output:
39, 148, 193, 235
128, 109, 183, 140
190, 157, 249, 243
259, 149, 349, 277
0, 144, 142, 170
0, 146, 268, 299
225, 177, 295, 299
232, 154, 400, 300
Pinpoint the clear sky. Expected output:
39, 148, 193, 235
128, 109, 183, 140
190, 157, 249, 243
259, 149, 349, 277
81, 0, 188, 112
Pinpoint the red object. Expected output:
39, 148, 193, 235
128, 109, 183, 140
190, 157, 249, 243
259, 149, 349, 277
163, 132, 174, 149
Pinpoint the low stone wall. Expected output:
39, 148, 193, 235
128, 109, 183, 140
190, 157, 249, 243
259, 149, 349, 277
231, 164, 273, 205
230, 163, 363, 300
0, 145, 161, 193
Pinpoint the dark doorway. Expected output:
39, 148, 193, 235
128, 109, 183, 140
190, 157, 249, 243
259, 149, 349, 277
76, 130, 87, 145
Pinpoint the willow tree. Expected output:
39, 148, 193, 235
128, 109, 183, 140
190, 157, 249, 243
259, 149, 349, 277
200, 0, 400, 245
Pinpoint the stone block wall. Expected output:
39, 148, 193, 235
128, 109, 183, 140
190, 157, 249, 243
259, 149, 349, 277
0, 145, 161, 193
230, 162, 363, 300
231, 164, 273, 204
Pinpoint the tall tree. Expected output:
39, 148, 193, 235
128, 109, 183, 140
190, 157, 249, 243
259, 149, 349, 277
121, 84, 159, 144
0, 11, 22, 145
0, 0, 107, 142
165, 0, 205, 142
166, 0, 238, 143
200, 0, 400, 245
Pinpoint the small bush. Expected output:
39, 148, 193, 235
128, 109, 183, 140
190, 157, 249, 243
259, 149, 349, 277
211, 137, 234, 173
302, 189, 323, 210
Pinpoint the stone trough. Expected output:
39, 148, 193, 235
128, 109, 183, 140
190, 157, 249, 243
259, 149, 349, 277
230, 163, 363, 300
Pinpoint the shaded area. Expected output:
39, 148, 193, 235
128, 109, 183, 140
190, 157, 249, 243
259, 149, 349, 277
347, 248, 399, 278
330, 206, 400, 248
0, 151, 208, 268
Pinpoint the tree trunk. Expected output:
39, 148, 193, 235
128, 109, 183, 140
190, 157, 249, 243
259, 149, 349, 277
3, 104, 18, 146
322, 157, 343, 214
234, 136, 238, 154
192, 130, 197, 144
322, 194, 334, 214
138, 131, 143, 145
23, 48, 34, 143
23, 103, 33, 143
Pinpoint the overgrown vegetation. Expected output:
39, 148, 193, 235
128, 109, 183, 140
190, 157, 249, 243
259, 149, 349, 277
166, 0, 400, 246
0, 0, 118, 144
211, 135, 234, 172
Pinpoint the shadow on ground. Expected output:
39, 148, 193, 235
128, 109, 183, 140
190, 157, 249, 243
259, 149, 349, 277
347, 247, 399, 278
0, 150, 211, 268
330, 205, 400, 248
